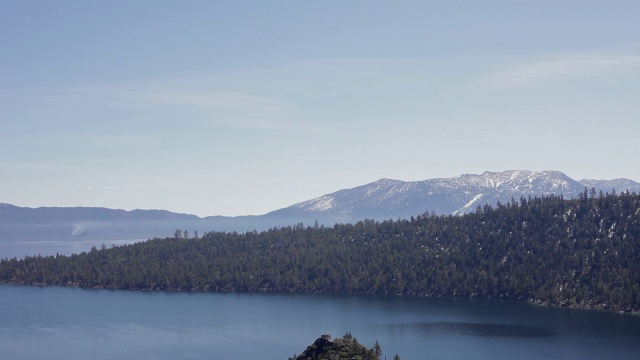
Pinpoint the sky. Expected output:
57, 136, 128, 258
1, 1, 639, 217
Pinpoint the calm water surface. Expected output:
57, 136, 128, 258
1, 239, 144, 259
1, 285, 639, 360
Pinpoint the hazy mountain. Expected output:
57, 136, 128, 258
0, 202, 265, 244
1, 170, 638, 249
578, 178, 640, 194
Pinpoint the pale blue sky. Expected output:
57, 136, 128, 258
1, 1, 639, 216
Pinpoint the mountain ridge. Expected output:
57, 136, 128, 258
271, 170, 639, 223
2, 170, 639, 255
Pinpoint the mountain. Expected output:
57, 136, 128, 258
0, 202, 265, 244
269, 170, 640, 224
1, 170, 639, 252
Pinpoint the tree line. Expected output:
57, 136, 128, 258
1, 191, 639, 312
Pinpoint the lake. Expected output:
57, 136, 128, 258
0, 239, 145, 260
1, 285, 639, 360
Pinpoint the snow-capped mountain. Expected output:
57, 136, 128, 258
266, 170, 640, 224
2, 170, 639, 258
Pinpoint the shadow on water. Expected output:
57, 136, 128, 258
380, 322, 556, 338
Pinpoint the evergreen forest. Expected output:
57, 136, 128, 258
288, 332, 388, 360
1, 191, 639, 312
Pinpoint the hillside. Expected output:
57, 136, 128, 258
1, 191, 639, 313
2, 170, 639, 251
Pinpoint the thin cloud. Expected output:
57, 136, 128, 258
135, 90, 298, 130
486, 54, 640, 90
49, 83, 298, 131
45, 57, 427, 131
149, 91, 287, 111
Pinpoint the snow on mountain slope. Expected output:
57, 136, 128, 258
268, 170, 639, 224
4, 171, 638, 249
579, 178, 640, 194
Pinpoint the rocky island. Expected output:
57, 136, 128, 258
289, 333, 398, 360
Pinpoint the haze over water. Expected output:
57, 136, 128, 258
2, 285, 639, 360
1, 239, 144, 260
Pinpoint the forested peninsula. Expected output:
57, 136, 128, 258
1, 192, 639, 313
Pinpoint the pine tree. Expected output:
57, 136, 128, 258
373, 340, 382, 358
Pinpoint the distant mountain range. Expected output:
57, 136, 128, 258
1, 170, 639, 246
274, 170, 640, 223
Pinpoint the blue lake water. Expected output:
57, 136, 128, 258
0, 239, 144, 259
1, 285, 639, 360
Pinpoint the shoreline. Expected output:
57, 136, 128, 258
3, 281, 638, 316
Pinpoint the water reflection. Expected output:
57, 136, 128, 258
381, 322, 556, 338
